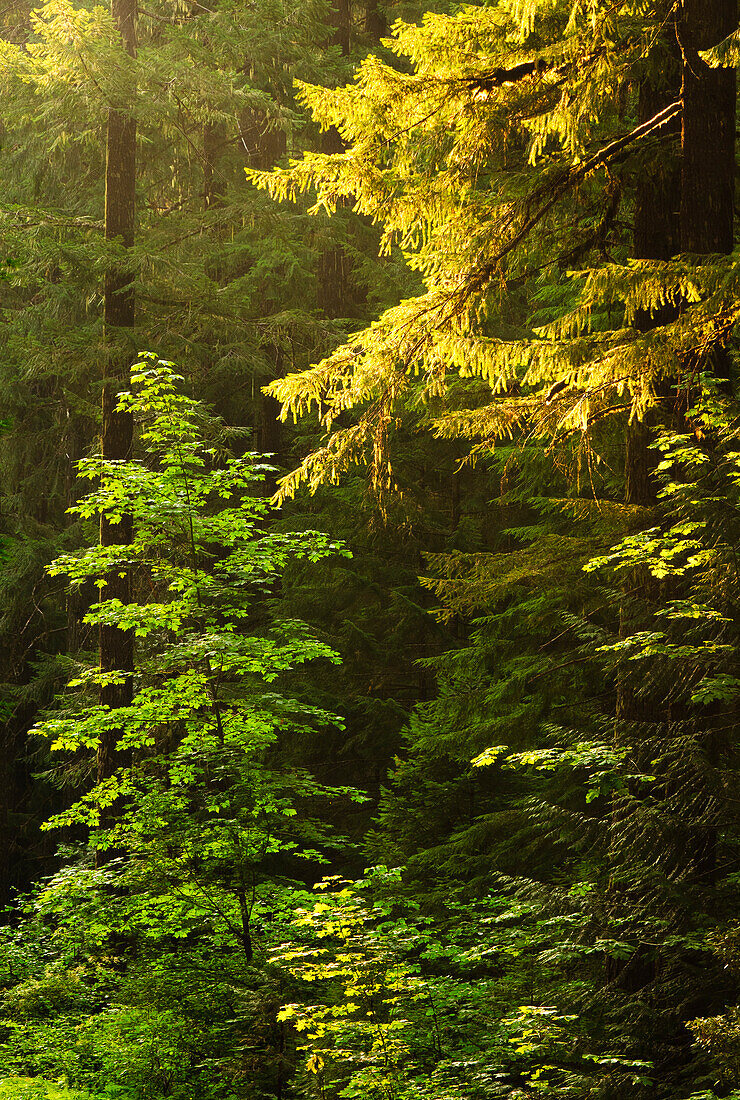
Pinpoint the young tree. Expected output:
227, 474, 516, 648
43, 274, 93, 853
0, 357, 356, 1099
0, 0, 396, 895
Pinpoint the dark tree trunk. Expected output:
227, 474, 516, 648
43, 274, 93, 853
626, 54, 681, 510
239, 109, 286, 171
98, 0, 136, 825
0, 716, 23, 908
328, 0, 350, 57
678, 0, 736, 884
240, 104, 288, 469
260, 382, 284, 460
608, 48, 682, 993
680, 0, 736, 255
365, 0, 386, 39
203, 121, 227, 210
318, 0, 352, 318
634, 72, 681, 264
624, 418, 655, 509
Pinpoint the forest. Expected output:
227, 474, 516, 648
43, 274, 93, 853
1, 0, 740, 1098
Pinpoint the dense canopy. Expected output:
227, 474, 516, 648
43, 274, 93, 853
1, 3, 740, 1100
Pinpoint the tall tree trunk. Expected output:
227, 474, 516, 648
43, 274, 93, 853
678, 0, 736, 884
239, 99, 288, 469
680, 0, 736, 397
98, 0, 136, 826
239, 107, 287, 171
626, 57, 681, 511
328, 0, 350, 58
203, 121, 227, 210
318, 0, 352, 318
365, 0, 386, 39
608, 49, 682, 993
680, 0, 736, 255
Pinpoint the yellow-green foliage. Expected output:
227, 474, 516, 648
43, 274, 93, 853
0, 1079, 84, 1100
2, 969, 85, 1020
689, 1011, 740, 1085
247, 1, 730, 500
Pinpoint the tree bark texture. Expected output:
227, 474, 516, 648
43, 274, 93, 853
240, 104, 288, 467
365, 0, 386, 39
679, 0, 736, 394
99, 0, 136, 796
626, 54, 681, 509
328, 0, 350, 58
678, 0, 737, 885
239, 109, 286, 171
203, 121, 227, 210
318, 0, 353, 318
680, 0, 736, 254
608, 52, 682, 994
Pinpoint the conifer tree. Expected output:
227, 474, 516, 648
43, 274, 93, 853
5, 3, 740, 1098
250, 0, 692, 497
247, 4, 740, 1096
0, 0, 405, 891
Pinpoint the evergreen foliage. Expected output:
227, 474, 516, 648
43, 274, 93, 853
1, 2, 740, 1100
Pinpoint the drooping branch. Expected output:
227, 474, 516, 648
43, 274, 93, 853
478, 100, 682, 287
468, 57, 550, 90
